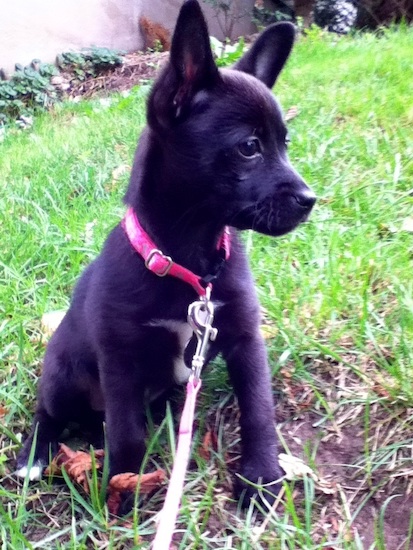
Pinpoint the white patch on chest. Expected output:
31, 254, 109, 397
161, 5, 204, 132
147, 319, 194, 384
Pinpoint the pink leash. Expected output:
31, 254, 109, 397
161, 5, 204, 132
152, 374, 202, 550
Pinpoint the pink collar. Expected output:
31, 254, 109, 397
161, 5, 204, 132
122, 207, 230, 297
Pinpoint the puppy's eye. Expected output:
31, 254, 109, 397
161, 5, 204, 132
238, 138, 261, 158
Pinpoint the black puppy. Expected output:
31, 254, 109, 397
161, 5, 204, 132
17, 0, 315, 508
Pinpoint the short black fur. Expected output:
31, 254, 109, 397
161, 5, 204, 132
17, 0, 316, 510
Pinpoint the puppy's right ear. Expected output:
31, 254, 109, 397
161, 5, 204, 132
148, 0, 219, 130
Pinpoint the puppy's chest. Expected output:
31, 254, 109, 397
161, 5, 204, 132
146, 300, 222, 385
146, 319, 194, 384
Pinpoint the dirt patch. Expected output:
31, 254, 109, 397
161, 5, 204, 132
271, 347, 413, 550
280, 411, 413, 548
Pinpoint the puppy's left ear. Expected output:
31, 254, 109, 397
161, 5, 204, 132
148, 0, 219, 129
234, 22, 295, 88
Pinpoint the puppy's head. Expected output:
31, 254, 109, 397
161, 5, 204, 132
145, 0, 315, 237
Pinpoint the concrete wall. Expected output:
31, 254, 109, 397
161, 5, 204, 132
0, 0, 255, 74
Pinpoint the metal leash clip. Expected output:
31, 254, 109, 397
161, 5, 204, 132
187, 290, 218, 382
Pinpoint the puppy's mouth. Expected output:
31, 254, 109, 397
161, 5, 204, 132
231, 195, 315, 237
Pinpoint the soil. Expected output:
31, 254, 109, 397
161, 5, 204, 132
280, 412, 413, 548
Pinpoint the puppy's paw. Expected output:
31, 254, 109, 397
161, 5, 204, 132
15, 460, 45, 481
234, 463, 284, 509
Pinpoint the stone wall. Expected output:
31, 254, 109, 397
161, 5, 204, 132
0, 0, 255, 74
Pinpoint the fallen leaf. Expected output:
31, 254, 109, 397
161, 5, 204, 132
330, 515, 339, 532
108, 518, 135, 529
45, 443, 104, 492
278, 453, 316, 480
41, 310, 66, 338
285, 106, 299, 122
316, 477, 336, 495
279, 454, 337, 496
0, 405, 7, 418
109, 470, 165, 493
106, 164, 131, 192
84, 220, 96, 245
372, 383, 391, 399
198, 430, 218, 460
112, 164, 130, 181
344, 527, 355, 542
107, 470, 166, 515
401, 217, 413, 232
280, 368, 292, 379
46, 445, 165, 515
260, 308, 279, 340
260, 323, 278, 340
107, 492, 122, 515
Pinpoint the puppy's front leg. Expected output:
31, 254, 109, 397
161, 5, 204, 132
100, 358, 146, 477
222, 331, 283, 506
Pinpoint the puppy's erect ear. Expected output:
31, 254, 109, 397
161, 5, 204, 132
148, 0, 219, 129
234, 22, 295, 89
170, 0, 218, 97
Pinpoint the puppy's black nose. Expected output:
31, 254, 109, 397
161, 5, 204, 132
294, 189, 316, 210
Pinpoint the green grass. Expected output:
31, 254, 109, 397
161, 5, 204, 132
1, 25, 413, 548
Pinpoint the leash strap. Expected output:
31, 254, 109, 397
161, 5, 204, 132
152, 375, 202, 550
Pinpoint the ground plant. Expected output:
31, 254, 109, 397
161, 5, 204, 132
0, 25, 412, 549
56, 48, 124, 82
0, 48, 124, 127
0, 63, 59, 127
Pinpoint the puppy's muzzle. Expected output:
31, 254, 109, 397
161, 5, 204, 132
294, 189, 317, 211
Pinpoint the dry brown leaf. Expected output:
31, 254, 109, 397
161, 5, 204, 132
107, 492, 122, 515
372, 383, 391, 399
45, 443, 165, 514
45, 443, 104, 492
109, 470, 165, 493
46, 444, 164, 514
107, 470, 166, 515
280, 367, 292, 379
330, 515, 340, 533
198, 430, 218, 461
108, 518, 135, 529
0, 405, 7, 418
